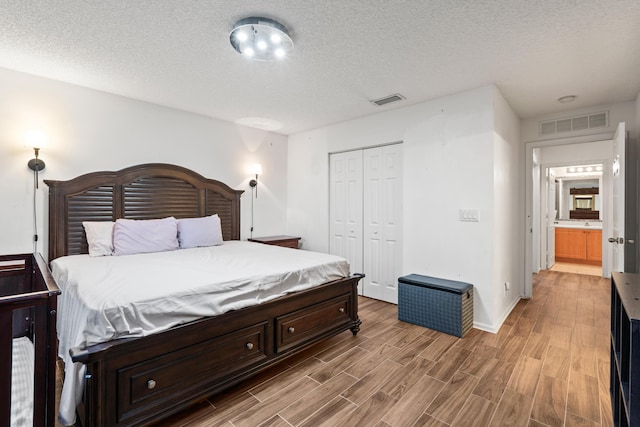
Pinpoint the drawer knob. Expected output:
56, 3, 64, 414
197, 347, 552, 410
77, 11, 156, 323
339, 307, 345, 313
147, 379, 156, 390
246, 342, 254, 350
288, 327, 295, 333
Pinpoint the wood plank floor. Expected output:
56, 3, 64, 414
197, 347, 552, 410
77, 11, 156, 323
56, 270, 613, 426
550, 262, 602, 277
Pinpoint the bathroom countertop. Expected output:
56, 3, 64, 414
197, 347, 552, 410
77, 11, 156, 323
553, 220, 602, 229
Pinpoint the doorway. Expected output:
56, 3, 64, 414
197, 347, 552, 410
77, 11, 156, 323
544, 163, 604, 277
524, 132, 619, 297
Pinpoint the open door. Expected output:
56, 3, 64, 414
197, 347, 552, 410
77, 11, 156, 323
546, 169, 556, 268
608, 122, 625, 273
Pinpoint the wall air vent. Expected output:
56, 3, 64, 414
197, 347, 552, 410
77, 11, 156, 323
539, 111, 609, 136
370, 93, 406, 106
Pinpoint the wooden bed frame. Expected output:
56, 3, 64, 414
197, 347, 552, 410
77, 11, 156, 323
45, 163, 363, 426
0, 253, 60, 427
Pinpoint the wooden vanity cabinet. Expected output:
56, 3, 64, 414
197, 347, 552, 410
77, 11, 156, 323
586, 230, 602, 261
555, 228, 602, 264
555, 228, 586, 260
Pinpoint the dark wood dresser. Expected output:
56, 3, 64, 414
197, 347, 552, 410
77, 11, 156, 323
248, 235, 301, 249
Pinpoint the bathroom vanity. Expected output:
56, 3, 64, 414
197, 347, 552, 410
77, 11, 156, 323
554, 220, 602, 265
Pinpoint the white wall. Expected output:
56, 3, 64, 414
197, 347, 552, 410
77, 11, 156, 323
492, 87, 522, 328
288, 85, 521, 332
539, 141, 613, 165
0, 68, 289, 257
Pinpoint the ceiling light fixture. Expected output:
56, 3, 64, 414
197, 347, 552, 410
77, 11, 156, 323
230, 17, 293, 61
557, 95, 577, 103
564, 164, 603, 176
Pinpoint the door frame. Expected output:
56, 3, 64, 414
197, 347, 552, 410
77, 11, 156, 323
524, 132, 616, 297
538, 162, 607, 272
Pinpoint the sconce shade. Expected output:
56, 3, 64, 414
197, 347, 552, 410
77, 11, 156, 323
24, 130, 47, 149
249, 164, 263, 176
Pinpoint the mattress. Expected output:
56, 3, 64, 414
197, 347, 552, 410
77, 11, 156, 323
11, 337, 34, 427
52, 241, 349, 425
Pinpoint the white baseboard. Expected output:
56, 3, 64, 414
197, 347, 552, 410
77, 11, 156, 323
473, 296, 521, 334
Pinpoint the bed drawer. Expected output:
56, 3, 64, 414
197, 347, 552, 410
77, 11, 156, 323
275, 294, 351, 353
116, 321, 268, 423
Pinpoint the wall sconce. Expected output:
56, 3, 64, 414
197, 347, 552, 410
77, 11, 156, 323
25, 130, 47, 250
25, 130, 47, 188
248, 163, 262, 239
249, 163, 262, 198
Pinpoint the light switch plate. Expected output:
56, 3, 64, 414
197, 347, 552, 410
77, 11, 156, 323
459, 209, 479, 222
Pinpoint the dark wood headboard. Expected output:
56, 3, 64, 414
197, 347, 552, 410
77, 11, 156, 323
44, 163, 244, 261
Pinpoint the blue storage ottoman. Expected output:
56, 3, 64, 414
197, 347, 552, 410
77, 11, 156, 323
398, 274, 473, 337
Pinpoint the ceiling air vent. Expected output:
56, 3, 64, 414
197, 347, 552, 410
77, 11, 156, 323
370, 93, 406, 106
539, 111, 609, 136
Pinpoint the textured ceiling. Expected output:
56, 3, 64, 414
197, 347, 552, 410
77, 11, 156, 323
1, 0, 639, 135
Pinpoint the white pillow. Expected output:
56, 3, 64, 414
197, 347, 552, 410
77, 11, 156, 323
177, 215, 224, 249
112, 217, 179, 256
82, 221, 114, 257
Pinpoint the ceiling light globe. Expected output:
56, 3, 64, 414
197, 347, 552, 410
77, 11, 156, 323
596, 166, 603, 171
569, 167, 576, 172
586, 166, 593, 172
230, 17, 293, 61
577, 167, 584, 172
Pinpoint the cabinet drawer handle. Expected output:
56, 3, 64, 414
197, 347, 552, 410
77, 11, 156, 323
147, 379, 156, 390
339, 307, 345, 313
288, 327, 295, 333
246, 342, 254, 350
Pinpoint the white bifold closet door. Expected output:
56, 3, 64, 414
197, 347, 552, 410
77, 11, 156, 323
330, 144, 402, 304
329, 150, 364, 293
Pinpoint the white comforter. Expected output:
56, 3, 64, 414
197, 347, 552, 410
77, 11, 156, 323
52, 241, 349, 425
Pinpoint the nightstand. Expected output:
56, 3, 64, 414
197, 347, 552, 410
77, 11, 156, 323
248, 235, 301, 249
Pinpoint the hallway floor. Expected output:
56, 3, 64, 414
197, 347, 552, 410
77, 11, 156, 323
550, 262, 602, 277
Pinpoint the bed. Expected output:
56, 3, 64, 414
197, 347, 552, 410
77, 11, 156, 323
0, 253, 60, 427
45, 163, 363, 427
